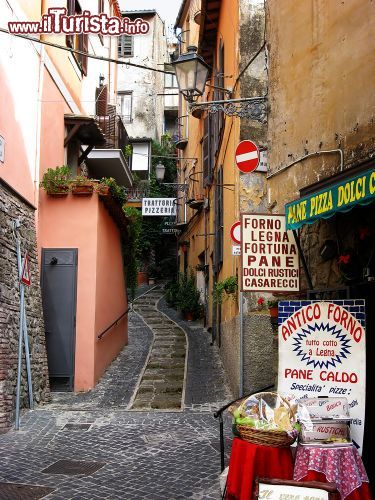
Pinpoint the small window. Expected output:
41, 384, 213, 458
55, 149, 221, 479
118, 35, 134, 58
66, 0, 88, 75
118, 92, 133, 123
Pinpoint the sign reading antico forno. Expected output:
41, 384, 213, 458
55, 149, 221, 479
278, 300, 366, 452
142, 198, 176, 216
241, 214, 299, 292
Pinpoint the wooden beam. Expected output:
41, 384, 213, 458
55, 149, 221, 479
64, 123, 80, 147
78, 144, 94, 165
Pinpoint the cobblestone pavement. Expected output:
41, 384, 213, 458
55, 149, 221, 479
0, 286, 234, 499
130, 288, 187, 410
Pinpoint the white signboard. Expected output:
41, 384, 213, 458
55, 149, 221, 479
258, 483, 329, 499
142, 198, 176, 216
232, 245, 241, 256
241, 214, 299, 292
278, 300, 366, 453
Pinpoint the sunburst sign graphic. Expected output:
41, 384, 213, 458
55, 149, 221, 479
292, 322, 351, 369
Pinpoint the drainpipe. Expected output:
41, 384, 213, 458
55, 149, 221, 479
239, 291, 244, 398
266, 149, 344, 180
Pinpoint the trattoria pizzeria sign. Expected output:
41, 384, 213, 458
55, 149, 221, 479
278, 300, 366, 452
241, 214, 299, 292
142, 198, 176, 216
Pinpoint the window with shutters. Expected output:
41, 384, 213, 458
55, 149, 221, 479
66, 0, 88, 75
202, 115, 211, 186
214, 167, 224, 270
98, 0, 104, 13
118, 35, 134, 58
117, 92, 133, 123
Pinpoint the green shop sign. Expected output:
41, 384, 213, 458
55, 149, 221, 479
285, 168, 375, 231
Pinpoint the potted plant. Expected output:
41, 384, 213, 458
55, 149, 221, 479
179, 240, 190, 253
177, 273, 201, 320
267, 299, 279, 318
40, 166, 71, 196
214, 276, 238, 304
147, 263, 158, 285
71, 175, 95, 196
96, 179, 110, 197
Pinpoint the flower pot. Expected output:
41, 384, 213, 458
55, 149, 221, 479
268, 306, 278, 318
148, 277, 155, 285
97, 185, 110, 197
184, 311, 194, 321
47, 185, 70, 197
137, 272, 148, 285
181, 245, 189, 253
72, 183, 94, 196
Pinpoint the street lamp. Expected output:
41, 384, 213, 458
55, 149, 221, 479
172, 46, 210, 103
155, 162, 188, 192
173, 46, 267, 120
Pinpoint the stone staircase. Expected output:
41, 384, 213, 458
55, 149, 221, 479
130, 287, 187, 410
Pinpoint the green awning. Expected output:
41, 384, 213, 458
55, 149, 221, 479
285, 168, 375, 230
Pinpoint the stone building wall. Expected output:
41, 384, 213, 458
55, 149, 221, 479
0, 182, 50, 431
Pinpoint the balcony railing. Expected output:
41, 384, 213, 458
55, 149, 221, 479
124, 187, 150, 202
95, 112, 130, 152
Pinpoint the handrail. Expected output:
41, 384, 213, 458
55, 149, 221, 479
97, 308, 131, 340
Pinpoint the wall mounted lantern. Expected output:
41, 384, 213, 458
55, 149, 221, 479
155, 162, 189, 192
173, 46, 267, 120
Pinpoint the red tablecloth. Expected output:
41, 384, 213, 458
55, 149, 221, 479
225, 438, 294, 500
294, 445, 373, 500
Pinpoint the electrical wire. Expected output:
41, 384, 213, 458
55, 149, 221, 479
0, 26, 174, 75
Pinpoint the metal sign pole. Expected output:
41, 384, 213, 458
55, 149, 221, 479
239, 291, 244, 397
14, 222, 34, 429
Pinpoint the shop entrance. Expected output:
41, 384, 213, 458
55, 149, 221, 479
349, 281, 375, 485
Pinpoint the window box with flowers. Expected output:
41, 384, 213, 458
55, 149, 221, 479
71, 175, 95, 196
40, 166, 71, 196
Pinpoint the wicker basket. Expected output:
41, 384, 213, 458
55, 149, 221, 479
236, 392, 297, 447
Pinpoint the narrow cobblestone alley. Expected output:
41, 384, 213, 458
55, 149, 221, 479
0, 287, 233, 499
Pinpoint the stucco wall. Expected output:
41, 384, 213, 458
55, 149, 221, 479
38, 193, 127, 391
117, 13, 167, 140
94, 201, 128, 384
267, 0, 375, 205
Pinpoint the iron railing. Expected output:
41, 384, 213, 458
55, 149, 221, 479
124, 187, 150, 201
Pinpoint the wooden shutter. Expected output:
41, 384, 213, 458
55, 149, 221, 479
66, 0, 75, 48
214, 167, 223, 270
203, 116, 211, 187
95, 85, 108, 116
81, 33, 88, 75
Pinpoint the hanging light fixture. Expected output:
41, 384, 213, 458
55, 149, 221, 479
172, 46, 210, 103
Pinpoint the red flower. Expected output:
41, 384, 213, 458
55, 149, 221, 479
338, 254, 351, 265
359, 227, 370, 240
257, 297, 265, 306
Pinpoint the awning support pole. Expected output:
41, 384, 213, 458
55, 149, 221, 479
292, 229, 314, 290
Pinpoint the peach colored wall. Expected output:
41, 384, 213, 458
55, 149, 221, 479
94, 201, 127, 384
38, 193, 98, 389
39, 67, 70, 178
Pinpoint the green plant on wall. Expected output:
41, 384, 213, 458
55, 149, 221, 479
100, 177, 127, 206
40, 165, 72, 194
122, 206, 142, 300
176, 272, 202, 317
124, 144, 133, 157
213, 275, 238, 304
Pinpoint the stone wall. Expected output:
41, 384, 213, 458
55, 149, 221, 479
0, 182, 50, 431
220, 312, 277, 397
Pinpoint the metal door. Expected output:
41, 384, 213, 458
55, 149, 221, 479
41, 249, 77, 391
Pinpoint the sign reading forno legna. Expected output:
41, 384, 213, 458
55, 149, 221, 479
278, 300, 366, 453
241, 214, 299, 292
142, 198, 176, 216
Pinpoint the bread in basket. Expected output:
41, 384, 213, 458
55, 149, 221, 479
230, 392, 298, 447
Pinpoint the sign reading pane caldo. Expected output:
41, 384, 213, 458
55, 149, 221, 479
142, 198, 176, 216
278, 300, 366, 453
241, 214, 299, 292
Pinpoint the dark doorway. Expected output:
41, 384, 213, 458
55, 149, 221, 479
349, 281, 375, 487
41, 249, 78, 391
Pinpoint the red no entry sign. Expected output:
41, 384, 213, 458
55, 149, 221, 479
235, 140, 259, 173
230, 221, 241, 244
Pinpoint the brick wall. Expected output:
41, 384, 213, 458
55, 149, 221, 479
278, 300, 366, 327
0, 183, 50, 431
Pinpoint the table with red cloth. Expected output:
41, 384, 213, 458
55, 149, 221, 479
294, 444, 373, 500
225, 437, 294, 500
